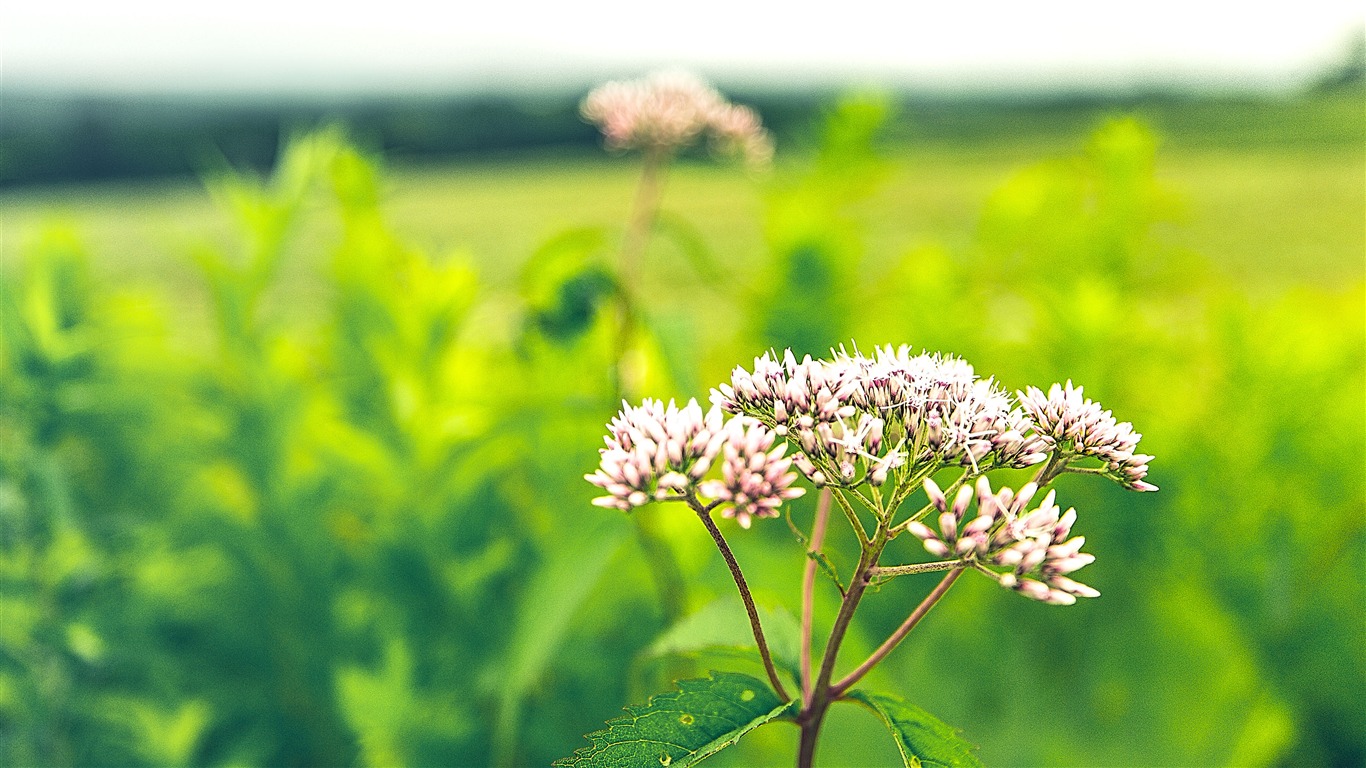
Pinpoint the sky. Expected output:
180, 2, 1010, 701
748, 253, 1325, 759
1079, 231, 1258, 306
3, 0, 1363, 93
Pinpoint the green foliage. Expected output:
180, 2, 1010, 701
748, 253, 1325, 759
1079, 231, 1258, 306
1, 101, 1362, 767
844, 691, 984, 768
647, 598, 803, 683
553, 672, 793, 768
758, 94, 894, 355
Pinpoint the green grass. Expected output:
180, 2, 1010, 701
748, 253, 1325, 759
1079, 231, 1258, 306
4, 138, 1360, 300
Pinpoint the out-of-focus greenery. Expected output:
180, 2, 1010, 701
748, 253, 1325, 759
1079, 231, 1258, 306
1, 90, 1362, 767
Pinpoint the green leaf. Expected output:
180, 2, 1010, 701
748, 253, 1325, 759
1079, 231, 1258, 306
554, 672, 793, 768
845, 690, 984, 768
647, 598, 802, 681
652, 212, 726, 289
494, 515, 631, 764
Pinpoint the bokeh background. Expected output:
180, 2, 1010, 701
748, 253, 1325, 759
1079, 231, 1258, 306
2, 3, 1363, 766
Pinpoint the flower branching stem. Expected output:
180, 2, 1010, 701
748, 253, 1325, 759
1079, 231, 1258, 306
691, 497, 791, 702
831, 567, 964, 697
828, 488, 870, 546
800, 490, 833, 709
796, 482, 975, 768
870, 560, 964, 577
797, 487, 891, 768
1032, 450, 1071, 487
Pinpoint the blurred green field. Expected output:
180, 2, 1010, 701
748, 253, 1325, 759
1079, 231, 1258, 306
4, 134, 1361, 295
2, 93, 1363, 768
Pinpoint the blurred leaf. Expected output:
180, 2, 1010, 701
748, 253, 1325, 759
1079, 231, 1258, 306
652, 212, 726, 289
519, 226, 618, 345
845, 690, 984, 768
126, 699, 211, 766
495, 514, 631, 764
553, 672, 793, 768
647, 597, 802, 681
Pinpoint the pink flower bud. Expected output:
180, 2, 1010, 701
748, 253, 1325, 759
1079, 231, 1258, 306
952, 485, 974, 518
1015, 578, 1051, 601
907, 521, 937, 542
1049, 575, 1100, 598
923, 477, 947, 510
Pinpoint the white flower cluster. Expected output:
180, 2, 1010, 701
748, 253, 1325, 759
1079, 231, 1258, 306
580, 70, 773, 165
1018, 381, 1157, 492
699, 419, 806, 529
711, 347, 1050, 488
908, 478, 1099, 605
585, 398, 803, 527
587, 348, 1156, 543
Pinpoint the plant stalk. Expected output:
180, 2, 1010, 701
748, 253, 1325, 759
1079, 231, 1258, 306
801, 490, 832, 709
613, 146, 686, 621
612, 146, 668, 401
694, 506, 790, 701
831, 566, 964, 697
797, 519, 888, 768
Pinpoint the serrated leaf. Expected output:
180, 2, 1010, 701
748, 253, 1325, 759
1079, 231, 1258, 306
845, 690, 984, 768
554, 672, 794, 768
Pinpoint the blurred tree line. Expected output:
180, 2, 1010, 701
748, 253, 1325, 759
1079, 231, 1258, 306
3, 51, 1363, 188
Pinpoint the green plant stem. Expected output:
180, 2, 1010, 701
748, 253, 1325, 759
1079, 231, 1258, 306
884, 463, 942, 521
693, 504, 791, 702
797, 524, 888, 768
869, 560, 964, 578
888, 469, 973, 538
1032, 450, 1070, 487
612, 146, 668, 401
830, 567, 964, 697
613, 147, 686, 622
829, 489, 870, 546
801, 490, 833, 709
1064, 465, 1109, 475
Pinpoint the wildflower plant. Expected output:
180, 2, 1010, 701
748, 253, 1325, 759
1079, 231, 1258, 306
577, 71, 773, 397
559, 346, 1156, 768
520, 71, 776, 635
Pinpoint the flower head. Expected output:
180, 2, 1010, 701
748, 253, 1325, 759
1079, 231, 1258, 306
585, 398, 725, 511
581, 70, 772, 164
712, 346, 1051, 488
707, 102, 774, 169
586, 399, 803, 525
908, 477, 1099, 605
699, 418, 805, 528
1018, 381, 1157, 491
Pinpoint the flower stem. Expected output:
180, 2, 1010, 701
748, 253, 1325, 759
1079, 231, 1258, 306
612, 147, 668, 400
830, 567, 964, 697
613, 147, 685, 621
798, 529, 887, 768
1032, 450, 1070, 487
694, 506, 790, 701
869, 560, 964, 578
801, 490, 832, 709
829, 489, 869, 546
